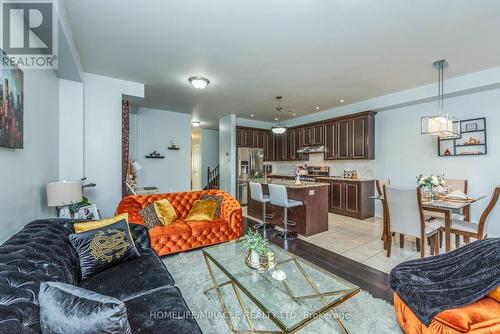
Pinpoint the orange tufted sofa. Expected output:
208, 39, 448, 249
394, 293, 500, 334
115, 190, 242, 256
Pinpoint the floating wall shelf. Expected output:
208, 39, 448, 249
438, 117, 487, 157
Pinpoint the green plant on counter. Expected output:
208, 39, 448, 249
241, 230, 270, 255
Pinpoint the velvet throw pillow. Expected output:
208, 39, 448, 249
154, 199, 177, 226
185, 200, 218, 221
74, 213, 129, 233
69, 219, 140, 280
139, 204, 163, 230
200, 194, 223, 217
39, 282, 131, 334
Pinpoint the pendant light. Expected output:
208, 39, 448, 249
421, 59, 460, 139
271, 96, 287, 135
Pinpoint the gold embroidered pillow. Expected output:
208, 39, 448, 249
154, 199, 177, 226
185, 200, 218, 221
69, 219, 140, 280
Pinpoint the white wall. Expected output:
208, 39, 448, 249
83, 73, 144, 217
0, 70, 60, 242
219, 114, 236, 196
59, 79, 84, 180
376, 87, 500, 237
201, 128, 219, 188
135, 107, 191, 193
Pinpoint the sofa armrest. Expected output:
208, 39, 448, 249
129, 223, 150, 250
221, 196, 242, 238
116, 196, 144, 224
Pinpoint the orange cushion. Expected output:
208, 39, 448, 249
434, 297, 500, 332
488, 287, 500, 302
394, 292, 500, 334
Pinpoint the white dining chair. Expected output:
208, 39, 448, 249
383, 185, 441, 258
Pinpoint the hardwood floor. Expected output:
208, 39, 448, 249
243, 216, 394, 303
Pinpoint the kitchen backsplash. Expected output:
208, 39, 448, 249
266, 152, 376, 178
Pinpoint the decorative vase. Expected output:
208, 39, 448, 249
245, 249, 278, 272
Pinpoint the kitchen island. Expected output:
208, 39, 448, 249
247, 179, 329, 236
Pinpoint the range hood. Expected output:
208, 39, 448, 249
297, 145, 325, 154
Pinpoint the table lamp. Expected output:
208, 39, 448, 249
46, 180, 83, 218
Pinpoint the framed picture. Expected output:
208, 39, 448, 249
76, 204, 101, 221
0, 49, 24, 149
465, 123, 477, 131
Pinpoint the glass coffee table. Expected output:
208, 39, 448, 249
202, 241, 360, 333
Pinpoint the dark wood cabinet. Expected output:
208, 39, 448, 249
324, 112, 375, 160
337, 119, 351, 159
303, 125, 323, 146
330, 180, 344, 213
324, 122, 337, 159
263, 131, 274, 161
254, 131, 264, 149
319, 178, 375, 220
236, 127, 264, 148
238, 110, 375, 161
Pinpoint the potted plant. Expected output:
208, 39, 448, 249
417, 174, 445, 201
241, 230, 276, 271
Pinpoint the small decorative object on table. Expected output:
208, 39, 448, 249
76, 204, 100, 220
417, 174, 445, 201
241, 230, 278, 272
167, 140, 180, 150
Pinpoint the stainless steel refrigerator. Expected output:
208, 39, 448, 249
236, 147, 264, 205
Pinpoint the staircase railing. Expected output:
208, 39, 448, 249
204, 165, 220, 190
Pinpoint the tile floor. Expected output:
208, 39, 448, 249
242, 207, 466, 273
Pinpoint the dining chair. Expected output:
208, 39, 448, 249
383, 185, 441, 258
424, 179, 468, 247
433, 186, 500, 247
376, 179, 392, 249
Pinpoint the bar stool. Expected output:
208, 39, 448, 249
248, 182, 272, 231
268, 184, 302, 240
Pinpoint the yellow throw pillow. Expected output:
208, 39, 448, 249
488, 287, 500, 302
154, 199, 177, 226
74, 213, 129, 233
185, 200, 218, 221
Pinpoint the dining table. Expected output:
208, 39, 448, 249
370, 194, 487, 253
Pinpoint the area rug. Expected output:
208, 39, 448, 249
163, 249, 402, 334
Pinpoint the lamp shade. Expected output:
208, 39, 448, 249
46, 181, 83, 207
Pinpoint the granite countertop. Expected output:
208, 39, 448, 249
316, 176, 375, 182
253, 178, 330, 188
269, 174, 374, 182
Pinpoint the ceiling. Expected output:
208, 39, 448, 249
64, 0, 500, 128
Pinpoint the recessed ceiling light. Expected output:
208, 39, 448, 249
188, 76, 210, 89
340, 99, 344, 103
315, 106, 320, 110
250, 114, 255, 118
191, 121, 201, 127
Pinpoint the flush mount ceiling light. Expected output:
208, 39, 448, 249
188, 76, 210, 89
271, 96, 287, 135
191, 121, 201, 127
421, 59, 460, 139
